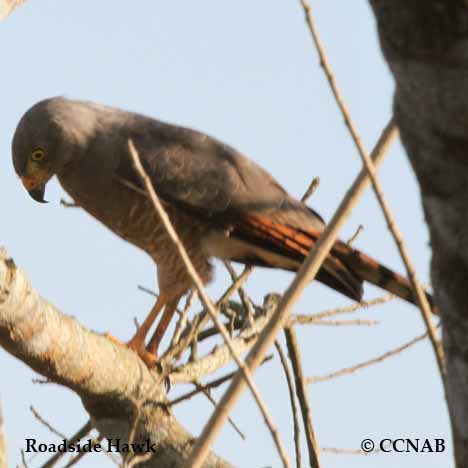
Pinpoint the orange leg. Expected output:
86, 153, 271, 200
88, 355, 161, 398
125, 293, 168, 367
146, 297, 181, 357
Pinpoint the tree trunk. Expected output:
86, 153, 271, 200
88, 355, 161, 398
369, 2, 468, 465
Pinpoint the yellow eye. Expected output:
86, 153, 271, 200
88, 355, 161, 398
31, 148, 45, 161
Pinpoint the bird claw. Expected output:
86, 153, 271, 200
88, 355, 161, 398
126, 335, 159, 368
103, 332, 158, 368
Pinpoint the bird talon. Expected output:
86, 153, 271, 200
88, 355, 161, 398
126, 337, 159, 368
104, 332, 158, 368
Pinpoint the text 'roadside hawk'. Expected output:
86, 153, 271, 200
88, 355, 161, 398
12, 97, 433, 367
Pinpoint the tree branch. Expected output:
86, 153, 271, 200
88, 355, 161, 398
284, 327, 321, 468
0, 248, 233, 468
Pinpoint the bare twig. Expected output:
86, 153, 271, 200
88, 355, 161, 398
126, 452, 153, 468
170, 310, 273, 384
284, 327, 321, 468
291, 292, 396, 325
346, 224, 364, 246
308, 318, 379, 327
224, 262, 255, 327
299, 0, 443, 379
115, 175, 147, 197
307, 328, 435, 384
163, 266, 252, 362
30, 406, 66, 439
184, 359, 271, 443
20, 449, 28, 468
128, 140, 291, 468
169, 371, 237, 406
321, 446, 378, 455
136, 286, 183, 318
275, 341, 302, 468
188, 119, 397, 465
61, 437, 104, 468
199, 387, 246, 440
137, 284, 157, 297
40, 421, 92, 468
301, 177, 320, 203
170, 290, 197, 347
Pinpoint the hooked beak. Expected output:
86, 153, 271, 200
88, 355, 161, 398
21, 176, 48, 203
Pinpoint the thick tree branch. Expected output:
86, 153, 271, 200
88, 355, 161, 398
0, 248, 233, 468
368, 2, 468, 465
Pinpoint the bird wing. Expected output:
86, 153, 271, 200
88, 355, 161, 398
116, 120, 427, 305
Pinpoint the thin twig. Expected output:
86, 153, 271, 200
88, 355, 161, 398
20, 449, 28, 468
40, 421, 92, 468
137, 285, 157, 297
275, 341, 302, 468
169, 371, 237, 406
284, 327, 321, 468
136, 285, 183, 317
170, 290, 197, 346
125, 407, 143, 466
199, 387, 246, 440
126, 452, 153, 468
128, 140, 291, 468
307, 328, 435, 384
291, 292, 396, 325
163, 266, 252, 362
301, 177, 320, 203
299, 0, 444, 379
30, 406, 66, 439
188, 119, 397, 465
346, 224, 364, 246
321, 446, 378, 455
224, 262, 255, 327
308, 318, 379, 327
61, 438, 103, 468
115, 175, 147, 197
170, 307, 273, 384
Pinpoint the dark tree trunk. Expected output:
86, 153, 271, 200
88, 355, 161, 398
368, 2, 468, 465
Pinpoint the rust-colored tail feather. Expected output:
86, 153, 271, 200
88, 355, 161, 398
234, 215, 434, 309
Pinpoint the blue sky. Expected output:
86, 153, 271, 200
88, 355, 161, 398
1, 1, 450, 467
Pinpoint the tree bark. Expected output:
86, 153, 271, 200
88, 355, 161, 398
368, 2, 468, 465
0, 248, 233, 468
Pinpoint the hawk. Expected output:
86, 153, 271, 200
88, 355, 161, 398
12, 97, 433, 366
